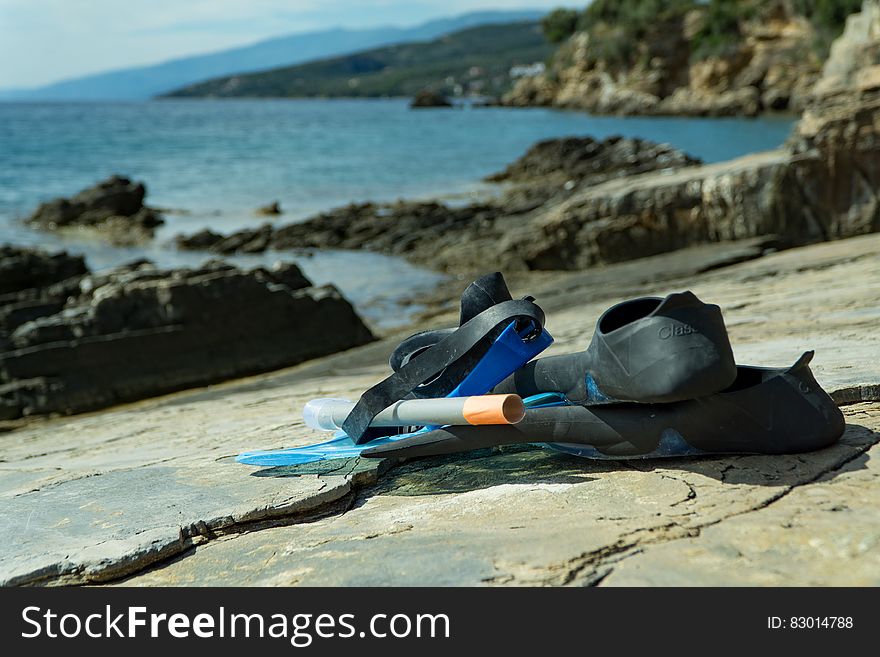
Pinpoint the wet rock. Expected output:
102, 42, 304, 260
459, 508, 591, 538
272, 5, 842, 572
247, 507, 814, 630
172, 136, 701, 271
212, 223, 274, 254
252, 261, 311, 291
0, 246, 87, 343
26, 175, 164, 245
175, 228, 224, 251
0, 253, 374, 419
410, 89, 452, 108
175, 225, 273, 255
256, 201, 282, 216
486, 135, 701, 185
0, 245, 86, 297
270, 201, 495, 258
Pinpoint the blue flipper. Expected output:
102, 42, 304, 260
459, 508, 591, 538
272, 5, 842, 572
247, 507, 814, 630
236, 325, 553, 467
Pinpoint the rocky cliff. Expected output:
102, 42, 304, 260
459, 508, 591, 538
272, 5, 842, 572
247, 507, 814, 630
490, 0, 880, 269
511, 0, 880, 267
784, 0, 880, 239
504, 0, 857, 116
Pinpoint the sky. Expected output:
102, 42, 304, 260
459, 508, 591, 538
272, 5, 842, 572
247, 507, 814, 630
0, 0, 582, 90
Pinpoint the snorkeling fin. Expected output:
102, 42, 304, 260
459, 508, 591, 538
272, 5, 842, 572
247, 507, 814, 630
493, 291, 737, 404
340, 272, 552, 443
387, 272, 545, 399
361, 352, 845, 460
237, 273, 553, 466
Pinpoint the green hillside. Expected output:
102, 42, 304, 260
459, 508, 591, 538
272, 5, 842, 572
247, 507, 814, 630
164, 21, 553, 98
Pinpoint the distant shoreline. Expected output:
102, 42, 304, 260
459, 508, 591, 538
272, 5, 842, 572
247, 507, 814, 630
0, 95, 802, 124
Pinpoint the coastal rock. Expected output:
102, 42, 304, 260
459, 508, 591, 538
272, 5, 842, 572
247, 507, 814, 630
174, 228, 224, 251
470, 96, 502, 108
410, 89, 452, 108
486, 135, 701, 185
25, 175, 164, 245
809, 0, 880, 99
0, 254, 374, 419
256, 201, 282, 216
493, 150, 794, 271
656, 84, 762, 117
506, 0, 880, 270
783, 97, 880, 241
503, 4, 823, 116
175, 225, 273, 255
213, 223, 274, 254
255, 261, 312, 291
168, 135, 864, 275
0, 246, 87, 345
173, 136, 702, 269
0, 245, 87, 297
781, 0, 880, 241
269, 201, 499, 257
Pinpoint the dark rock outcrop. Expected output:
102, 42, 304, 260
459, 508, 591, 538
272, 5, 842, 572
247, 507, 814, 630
410, 90, 452, 108
0, 245, 87, 297
25, 176, 164, 246
177, 201, 512, 263
0, 249, 374, 419
256, 201, 282, 216
0, 246, 88, 356
173, 136, 702, 268
486, 135, 701, 185
272, 202, 499, 256
176, 224, 273, 255
174, 228, 225, 251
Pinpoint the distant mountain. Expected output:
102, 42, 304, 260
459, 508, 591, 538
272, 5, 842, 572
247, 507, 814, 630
165, 21, 552, 99
1, 10, 545, 100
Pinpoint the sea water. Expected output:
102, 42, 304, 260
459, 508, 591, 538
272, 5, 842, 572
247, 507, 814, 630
0, 98, 794, 327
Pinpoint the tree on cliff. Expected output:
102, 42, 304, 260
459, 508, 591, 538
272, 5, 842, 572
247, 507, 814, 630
541, 8, 579, 43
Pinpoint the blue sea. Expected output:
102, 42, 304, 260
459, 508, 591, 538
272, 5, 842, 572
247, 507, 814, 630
0, 99, 794, 327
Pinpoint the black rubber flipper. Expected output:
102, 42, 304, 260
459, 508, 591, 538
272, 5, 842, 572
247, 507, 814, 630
494, 291, 737, 404
459, 272, 514, 325
363, 352, 845, 459
342, 273, 545, 444
388, 272, 516, 395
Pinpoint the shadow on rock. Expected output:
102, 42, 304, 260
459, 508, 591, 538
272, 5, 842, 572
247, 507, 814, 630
627, 422, 876, 487
251, 458, 379, 480
247, 423, 877, 495
374, 446, 601, 495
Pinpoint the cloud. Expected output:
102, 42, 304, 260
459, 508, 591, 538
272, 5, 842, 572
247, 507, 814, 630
0, 0, 578, 89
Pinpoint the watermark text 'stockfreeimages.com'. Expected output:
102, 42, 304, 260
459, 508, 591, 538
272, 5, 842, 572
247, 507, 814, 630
21, 605, 450, 647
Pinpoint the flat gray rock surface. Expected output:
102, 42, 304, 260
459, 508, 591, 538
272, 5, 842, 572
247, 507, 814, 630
2, 234, 879, 586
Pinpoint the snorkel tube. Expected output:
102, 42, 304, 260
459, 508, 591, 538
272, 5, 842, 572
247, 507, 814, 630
236, 273, 553, 466
341, 272, 552, 444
